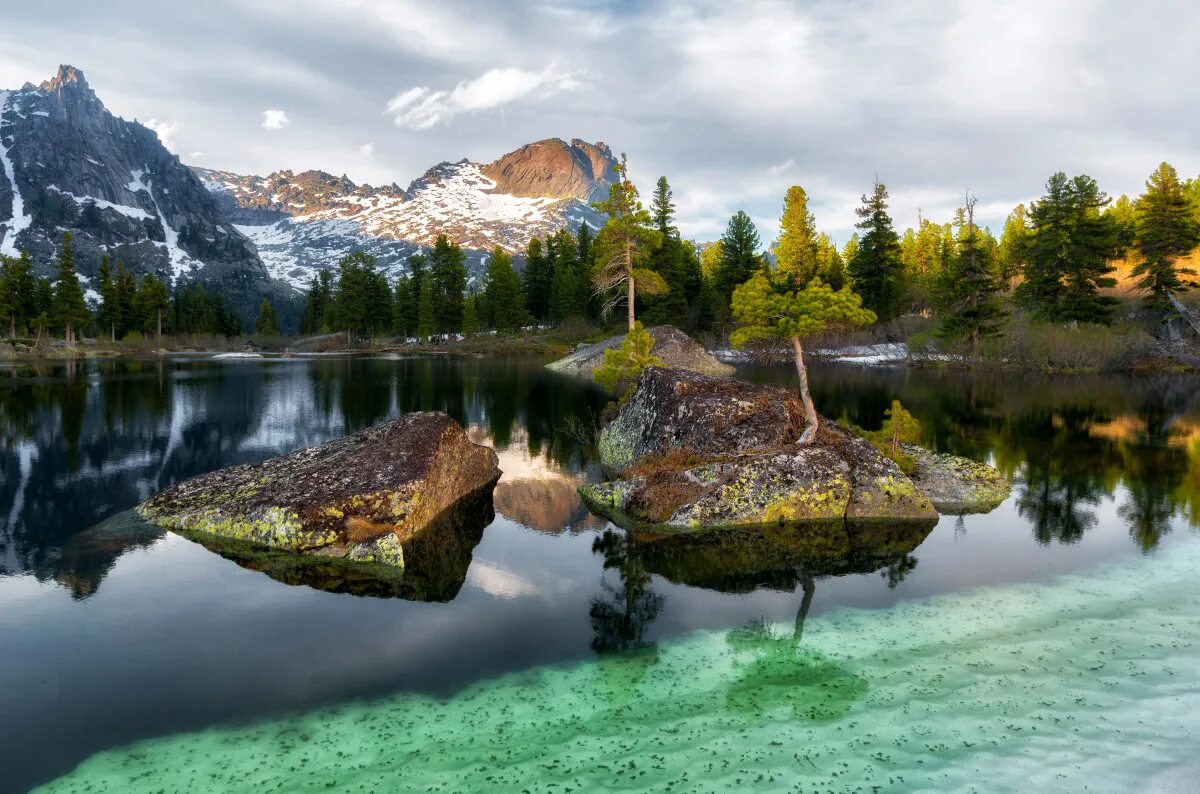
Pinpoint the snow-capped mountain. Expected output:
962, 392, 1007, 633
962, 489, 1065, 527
0, 64, 618, 321
0, 66, 285, 320
194, 138, 616, 291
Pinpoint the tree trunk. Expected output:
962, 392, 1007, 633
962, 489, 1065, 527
156, 309, 162, 342
110, 321, 115, 342
793, 571, 816, 648
791, 335, 819, 445
627, 274, 636, 331
66, 322, 73, 346
626, 234, 635, 331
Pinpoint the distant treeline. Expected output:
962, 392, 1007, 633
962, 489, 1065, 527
6, 159, 1197, 346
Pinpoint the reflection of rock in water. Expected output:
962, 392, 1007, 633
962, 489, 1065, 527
493, 477, 605, 534
36, 511, 165, 600
630, 518, 936, 594
183, 486, 495, 601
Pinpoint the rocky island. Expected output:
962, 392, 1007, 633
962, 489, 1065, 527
547, 325, 735, 378
137, 412, 500, 570
580, 368, 1009, 530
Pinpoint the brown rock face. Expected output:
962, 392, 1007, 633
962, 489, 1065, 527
481, 138, 617, 200
137, 412, 500, 568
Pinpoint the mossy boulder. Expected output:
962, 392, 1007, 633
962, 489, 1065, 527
547, 325, 734, 378
902, 444, 1011, 515
582, 368, 939, 530
137, 412, 500, 569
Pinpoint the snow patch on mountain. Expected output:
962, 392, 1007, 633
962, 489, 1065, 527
130, 167, 200, 283
47, 184, 152, 220
0, 90, 34, 257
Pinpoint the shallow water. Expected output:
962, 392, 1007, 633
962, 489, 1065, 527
2, 355, 1199, 792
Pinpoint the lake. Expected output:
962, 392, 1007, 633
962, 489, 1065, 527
2, 355, 1198, 792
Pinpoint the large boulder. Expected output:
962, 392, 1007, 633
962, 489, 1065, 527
547, 325, 734, 378
581, 368, 943, 530
902, 444, 1011, 515
138, 412, 500, 569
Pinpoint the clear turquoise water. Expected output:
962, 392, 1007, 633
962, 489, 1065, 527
41, 526, 1200, 792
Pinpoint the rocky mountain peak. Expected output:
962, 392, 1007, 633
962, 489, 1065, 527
39, 65, 92, 95
480, 138, 617, 202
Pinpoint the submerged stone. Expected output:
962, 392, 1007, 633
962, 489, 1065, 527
137, 412, 500, 569
547, 325, 734, 378
583, 368, 938, 530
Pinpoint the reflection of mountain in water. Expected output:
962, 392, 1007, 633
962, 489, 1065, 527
474, 425, 605, 534
0, 356, 608, 595
180, 485, 496, 600
38, 511, 165, 600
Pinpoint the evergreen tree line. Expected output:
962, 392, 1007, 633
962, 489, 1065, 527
0, 232, 253, 342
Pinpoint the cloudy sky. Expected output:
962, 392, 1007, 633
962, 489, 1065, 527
2, 0, 1198, 243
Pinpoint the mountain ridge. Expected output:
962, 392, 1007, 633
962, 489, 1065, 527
1, 65, 617, 323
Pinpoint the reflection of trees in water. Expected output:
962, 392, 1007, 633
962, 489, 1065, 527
588, 529, 665, 654
1, 356, 607, 594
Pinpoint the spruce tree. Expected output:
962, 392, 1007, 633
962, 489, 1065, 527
522, 238, 552, 321
114, 261, 136, 338
51, 232, 89, 344
416, 271, 436, 339
135, 274, 170, 339
1019, 172, 1120, 324
392, 275, 414, 338
254, 297, 281, 335
574, 224, 597, 319
484, 247, 529, 332
775, 186, 820, 289
592, 153, 665, 329
642, 178, 689, 327
717, 210, 763, 308
815, 233, 847, 290
403, 254, 425, 334
429, 235, 466, 333
0, 252, 34, 337
0, 257, 15, 337
461, 293, 479, 336
849, 179, 905, 321
939, 195, 1007, 349
1132, 162, 1200, 317
96, 256, 117, 340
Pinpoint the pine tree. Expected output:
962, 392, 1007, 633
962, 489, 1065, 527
416, 271, 436, 339
593, 153, 665, 329
484, 247, 530, 332
0, 257, 15, 337
716, 210, 763, 309
299, 270, 333, 335
51, 232, 89, 344
402, 254, 425, 334
849, 179, 905, 321
429, 235, 467, 333
1132, 162, 1200, 317
642, 179, 689, 327
815, 233, 846, 290
135, 274, 170, 339
1019, 172, 1120, 324
254, 297, 281, 335
575, 224, 597, 319
731, 270, 875, 444
775, 186, 820, 289
939, 195, 1007, 349
329, 250, 376, 336
594, 322, 663, 392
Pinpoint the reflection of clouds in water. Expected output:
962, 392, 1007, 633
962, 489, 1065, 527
466, 561, 540, 599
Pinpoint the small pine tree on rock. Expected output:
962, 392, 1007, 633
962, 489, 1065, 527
594, 322, 663, 392
731, 271, 875, 445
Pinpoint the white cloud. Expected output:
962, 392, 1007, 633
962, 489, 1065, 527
187, 150, 206, 160
144, 118, 178, 152
766, 159, 795, 176
386, 64, 583, 130
261, 109, 290, 130
359, 142, 375, 157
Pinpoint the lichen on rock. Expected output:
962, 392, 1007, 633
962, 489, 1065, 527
581, 368, 952, 531
901, 444, 1011, 515
137, 411, 500, 570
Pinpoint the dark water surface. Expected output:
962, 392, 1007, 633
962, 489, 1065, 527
2, 355, 1199, 792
